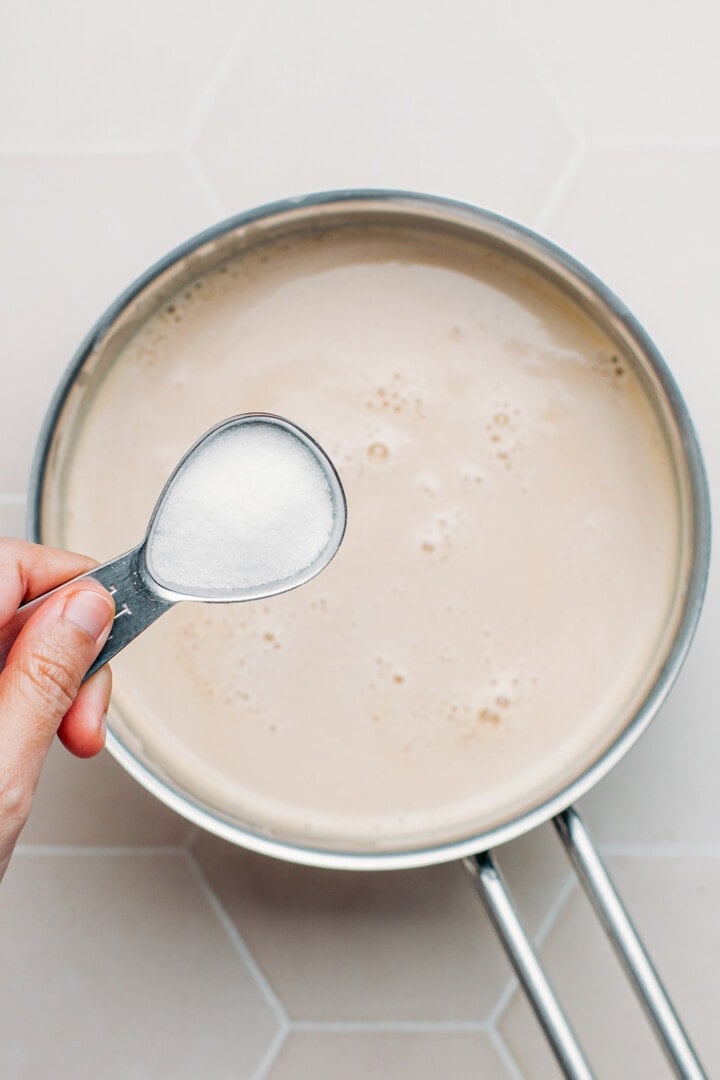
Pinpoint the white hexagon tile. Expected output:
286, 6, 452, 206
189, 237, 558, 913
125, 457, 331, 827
0, 0, 257, 147
0, 153, 219, 492
1, 2, 719, 1077
190, 0, 576, 220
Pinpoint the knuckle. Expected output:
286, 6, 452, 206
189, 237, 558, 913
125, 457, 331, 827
0, 778, 33, 833
17, 647, 82, 716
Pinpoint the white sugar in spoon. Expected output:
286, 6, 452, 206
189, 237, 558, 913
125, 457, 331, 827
0, 414, 346, 679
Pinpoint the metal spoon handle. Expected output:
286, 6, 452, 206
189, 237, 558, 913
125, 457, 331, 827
0, 546, 174, 680
83, 546, 174, 678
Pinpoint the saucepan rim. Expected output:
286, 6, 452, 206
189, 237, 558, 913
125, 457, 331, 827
28, 189, 712, 870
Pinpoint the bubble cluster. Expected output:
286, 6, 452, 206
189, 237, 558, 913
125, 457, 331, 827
366, 371, 426, 417
415, 506, 465, 560
262, 629, 282, 651
475, 667, 529, 723
430, 665, 534, 746
484, 401, 524, 470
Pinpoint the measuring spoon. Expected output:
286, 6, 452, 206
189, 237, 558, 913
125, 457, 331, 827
0, 414, 346, 679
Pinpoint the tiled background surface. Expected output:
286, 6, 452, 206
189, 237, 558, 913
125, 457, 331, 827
1, 2, 719, 1076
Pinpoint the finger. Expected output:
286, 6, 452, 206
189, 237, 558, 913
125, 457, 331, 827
0, 539, 98, 625
0, 583, 115, 801
57, 664, 112, 759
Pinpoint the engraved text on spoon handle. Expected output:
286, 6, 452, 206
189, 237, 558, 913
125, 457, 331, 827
0, 546, 173, 680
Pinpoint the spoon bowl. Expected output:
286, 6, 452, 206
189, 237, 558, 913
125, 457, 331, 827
0, 414, 346, 678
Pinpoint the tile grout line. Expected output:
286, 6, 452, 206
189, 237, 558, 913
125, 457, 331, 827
486, 973, 520, 1031
182, 148, 227, 219
252, 1023, 289, 1080
517, 30, 588, 239
534, 872, 577, 948
289, 1020, 491, 1034
516, 34, 585, 146
501, 27, 720, 154
16, 843, 292, 1077
183, 849, 289, 1028
484, 874, 578, 1076
485, 1024, 526, 1080
179, 0, 269, 154
485, 872, 576, 1030
532, 141, 585, 234
276, 1020, 527, 1079
178, 0, 271, 217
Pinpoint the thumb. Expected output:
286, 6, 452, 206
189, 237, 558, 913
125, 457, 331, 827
0, 585, 115, 791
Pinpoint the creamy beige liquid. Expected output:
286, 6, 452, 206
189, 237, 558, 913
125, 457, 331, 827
54, 222, 683, 853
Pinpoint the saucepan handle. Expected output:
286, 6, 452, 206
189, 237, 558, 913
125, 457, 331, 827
465, 849, 594, 1079
553, 807, 705, 1078
464, 806, 707, 1079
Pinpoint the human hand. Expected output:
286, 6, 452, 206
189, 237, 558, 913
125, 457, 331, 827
0, 540, 115, 880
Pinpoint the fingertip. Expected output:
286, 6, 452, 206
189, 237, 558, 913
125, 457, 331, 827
57, 664, 111, 759
58, 714, 105, 758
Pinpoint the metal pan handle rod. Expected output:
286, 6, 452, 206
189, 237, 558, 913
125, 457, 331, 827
465, 808, 707, 1079
554, 806, 706, 1080
465, 851, 595, 1079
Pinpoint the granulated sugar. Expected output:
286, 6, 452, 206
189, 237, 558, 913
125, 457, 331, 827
147, 422, 335, 595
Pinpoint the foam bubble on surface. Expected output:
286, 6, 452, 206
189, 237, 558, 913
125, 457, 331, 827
148, 422, 335, 594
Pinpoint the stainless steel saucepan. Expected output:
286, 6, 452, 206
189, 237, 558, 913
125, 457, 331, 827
29, 192, 711, 1078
